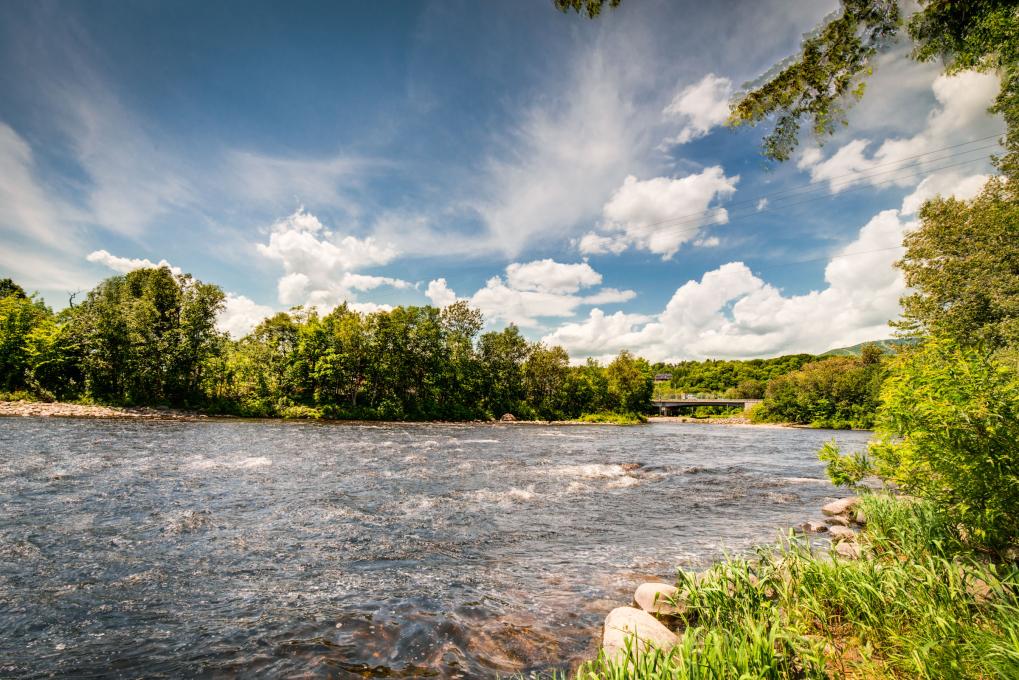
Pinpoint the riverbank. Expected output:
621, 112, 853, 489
0, 399, 211, 420
0, 399, 643, 426
577, 493, 1019, 678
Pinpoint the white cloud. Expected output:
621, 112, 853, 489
799, 71, 1003, 193
426, 258, 634, 328
218, 293, 274, 338
662, 74, 733, 146
577, 232, 629, 256
255, 208, 407, 310
470, 46, 657, 258
86, 249, 183, 276
0, 123, 79, 252
425, 278, 458, 308
547, 208, 911, 361
589, 168, 739, 258
546, 165, 1004, 362
900, 171, 989, 215
756, 198, 768, 211
505, 259, 602, 294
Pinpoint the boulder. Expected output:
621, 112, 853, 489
800, 521, 828, 534
852, 508, 867, 526
828, 525, 857, 543
633, 583, 683, 616
825, 514, 851, 527
822, 496, 860, 516
500, 413, 516, 422
833, 541, 860, 559
602, 607, 679, 661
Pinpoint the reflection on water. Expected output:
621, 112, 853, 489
0, 418, 869, 678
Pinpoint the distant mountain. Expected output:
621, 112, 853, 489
821, 338, 918, 357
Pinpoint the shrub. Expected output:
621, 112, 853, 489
824, 339, 1019, 553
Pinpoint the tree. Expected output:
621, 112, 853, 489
605, 350, 653, 414
730, 0, 1018, 170
479, 324, 530, 418
523, 343, 571, 419
824, 338, 1019, 552
0, 290, 52, 392
560, 1, 1018, 174
0, 278, 27, 300
894, 177, 1019, 351
554, 0, 620, 19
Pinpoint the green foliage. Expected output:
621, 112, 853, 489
755, 349, 886, 428
653, 354, 815, 399
61, 267, 226, 406
870, 339, 1019, 552
818, 438, 871, 487
730, 0, 1018, 174
553, 0, 620, 20
894, 178, 1019, 351
730, 0, 900, 162
570, 495, 1019, 679
606, 350, 653, 414
576, 411, 646, 425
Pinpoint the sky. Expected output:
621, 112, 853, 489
0, 0, 1006, 362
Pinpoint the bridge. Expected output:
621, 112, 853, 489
652, 397, 762, 415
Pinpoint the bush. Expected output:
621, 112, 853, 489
824, 339, 1019, 553
577, 412, 647, 425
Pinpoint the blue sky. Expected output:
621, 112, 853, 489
0, 0, 1005, 360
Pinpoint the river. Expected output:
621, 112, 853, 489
0, 417, 870, 678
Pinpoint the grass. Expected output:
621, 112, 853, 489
576, 412, 648, 425
563, 494, 1019, 679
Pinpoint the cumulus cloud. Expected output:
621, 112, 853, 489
425, 258, 634, 328
425, 278, 457, 308
218, 293, 274, 338
899, 171, 989, 215
662, 74, 733, 146
86, 249, 183, 276
799, 71, 1003, 193
582, 168, 738, 259
547, 209, 912, 361
255, 208, 408, 310
504, 259, 602, 294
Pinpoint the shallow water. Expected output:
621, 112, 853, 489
0, 418, 870, 678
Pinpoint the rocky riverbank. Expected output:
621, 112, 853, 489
0, 400, 209, 420
596, 495, 866, 663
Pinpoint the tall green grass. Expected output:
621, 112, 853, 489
566, 495, 1019, 679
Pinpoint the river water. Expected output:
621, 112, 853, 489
0, 418, 870, 678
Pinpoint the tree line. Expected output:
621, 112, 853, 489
0, 272, 657, 421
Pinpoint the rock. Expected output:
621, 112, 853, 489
828, 525, 857, 543
852, 508, 867, 526
833, 541, 860, 559
822, 496, 860, 516
633, 583, 683, 616
500, 413, 516, 422
800, 521, 828, 534
825, 514, 851, 527
602, 606, 679, 661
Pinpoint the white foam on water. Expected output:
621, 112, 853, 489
551, 463, 630, 479
185, 455, 272, 470
606, 476, 641, 489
